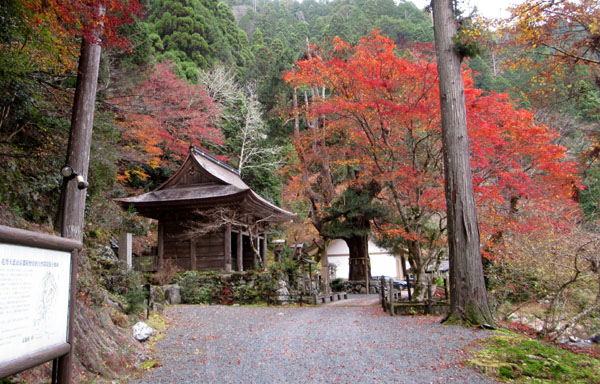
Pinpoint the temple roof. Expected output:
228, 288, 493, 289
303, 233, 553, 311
116, 146, 294, 221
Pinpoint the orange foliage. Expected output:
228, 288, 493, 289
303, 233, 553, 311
284, 31, 580, 257
21, 0, 142, 48
116, 62, 222, 182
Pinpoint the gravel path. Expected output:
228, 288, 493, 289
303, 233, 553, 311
129, 299, 495, 384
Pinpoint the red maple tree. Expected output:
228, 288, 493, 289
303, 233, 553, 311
117, 61, 223, 183
284, 31, 580, 297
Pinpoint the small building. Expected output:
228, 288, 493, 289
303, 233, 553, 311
116, 146, 294, 272
323, 239, 408, 280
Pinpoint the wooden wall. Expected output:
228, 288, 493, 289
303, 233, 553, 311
242, 235, 255, 270
162, 220, 226, 271
194, 231, 225, 270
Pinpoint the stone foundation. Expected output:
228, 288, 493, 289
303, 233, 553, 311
390, 301, 450, 316
336, 280, 381, 294
151, 270, 300, 305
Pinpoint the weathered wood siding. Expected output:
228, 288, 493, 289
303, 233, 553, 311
242, 235, 255, 270
159, 220, 229, 271
194, 231, 226, 270
163, 220, 191, 270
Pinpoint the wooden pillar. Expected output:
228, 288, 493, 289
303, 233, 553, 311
237, 230, 243, 272
224, 224, 232, 272
190, 237, 197, 270
261, 233, 267, 270
320, 245, 330, 294
157, 219, 164, 270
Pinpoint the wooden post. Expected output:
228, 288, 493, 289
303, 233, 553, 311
444, 277, 448, 300
261, 233, 267, 270
320, 245, 330, 294
365, 258, 370, 294
237, 231, 243, 272
427, 278, 433, 315
157, 220, 164, 270
56, 20, 104, 383
189, 237, 197, 270
388, 279, 394, 316
381, 276, 386, 311
224, 224, 232, 272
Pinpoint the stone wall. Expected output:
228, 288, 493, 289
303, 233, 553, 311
336, 280, 382, 294
150, 269, 300, 307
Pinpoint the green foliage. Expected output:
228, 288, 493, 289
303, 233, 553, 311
125, 287, 148, 314
234, 283, 260, 304
322, 184, 385, 240
471, 330, 600, 383
149, 0, 252, 79
177, 271, 213, 304
331, 278, 345, 292
91, 248, 144, 296
270, 255, 298, 278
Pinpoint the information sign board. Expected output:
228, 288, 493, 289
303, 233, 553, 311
0, 243, 71, 363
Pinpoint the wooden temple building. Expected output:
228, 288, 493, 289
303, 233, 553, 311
116, 146, 294, 272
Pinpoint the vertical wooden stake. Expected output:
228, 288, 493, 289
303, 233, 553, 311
388, 279, 394, 316
427, 279, 433, 315
381, 276, 386, 312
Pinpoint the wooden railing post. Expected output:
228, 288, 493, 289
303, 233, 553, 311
427, 279, 433, 315
380, 276, 386, 311
388, 279, 394, 316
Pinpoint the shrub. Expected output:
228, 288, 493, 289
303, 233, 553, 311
331, 278, 345, 292
149, 259, 181, 285
177, 271, 213, 304
125, 287, 148, 314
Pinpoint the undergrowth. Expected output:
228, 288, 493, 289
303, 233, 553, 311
471, 329, 600, 383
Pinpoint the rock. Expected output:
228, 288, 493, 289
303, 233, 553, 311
163, 285, 181, 305
569, 335, 581, 343
359, 286, 367, 294
151, 286, 166, 305
133, 322, 153, 341
591, 334, 600, 344
276, 279, 290, 304
525, 354, 542, 360
152, 302, 164, 313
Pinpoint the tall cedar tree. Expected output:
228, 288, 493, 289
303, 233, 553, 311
432, 0, 493, 325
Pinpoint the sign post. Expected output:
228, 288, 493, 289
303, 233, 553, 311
0, 226, 81, 380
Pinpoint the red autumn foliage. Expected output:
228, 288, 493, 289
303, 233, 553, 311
284, 31, 580, 264
117, 62, 222, 181
22, 0, 143, 48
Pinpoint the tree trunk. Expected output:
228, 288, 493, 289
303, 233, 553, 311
407, 241, 427, 301
345, 235, 371, 282
432, 0, 494, 326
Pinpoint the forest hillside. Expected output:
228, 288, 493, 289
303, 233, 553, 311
1, 0, 599, 382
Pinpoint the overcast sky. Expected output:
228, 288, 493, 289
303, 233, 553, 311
409, 0, 520, 19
